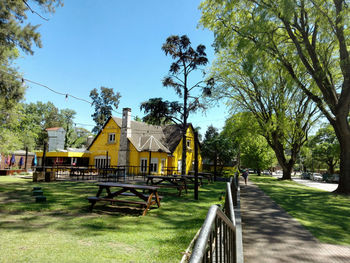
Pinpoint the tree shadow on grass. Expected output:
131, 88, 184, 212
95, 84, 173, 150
0, 177, 226, 244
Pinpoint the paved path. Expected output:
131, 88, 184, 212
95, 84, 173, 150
293, 178, 338, 192
240, 182, 350, 263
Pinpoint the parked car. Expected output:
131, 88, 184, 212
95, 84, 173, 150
332, 174, 339, 183
301, 172, 311, 179
311, 173, 323, 181
322, 173, 340, 183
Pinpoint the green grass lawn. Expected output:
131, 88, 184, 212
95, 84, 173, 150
250, 175, 350, 246
0, 176, 226, 263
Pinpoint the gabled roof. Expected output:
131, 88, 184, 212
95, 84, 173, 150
112, 117, 171, 153
162, 124, 184, 152
87, 116, 196, 153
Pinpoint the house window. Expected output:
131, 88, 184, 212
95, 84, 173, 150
108, 133, 116, 143
94, 156, 110, 168
186, 139, 191, 148
140, 158, 148, 173
150, 158, 158, 173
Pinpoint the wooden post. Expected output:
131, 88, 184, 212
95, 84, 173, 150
42, 142, 47, 173
148, 151, 152, 175
24, 147, 28, 171
194, 131, 199, 200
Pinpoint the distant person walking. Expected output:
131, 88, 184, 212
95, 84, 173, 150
242, 170, 249, 185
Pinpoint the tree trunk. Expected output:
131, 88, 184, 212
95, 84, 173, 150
281, 164, 293, 180
214, 154, 218, 180
333, 117, 350, 193
327, 159, 336, 175
271, 142, 296, 180
181, 127, 187, 175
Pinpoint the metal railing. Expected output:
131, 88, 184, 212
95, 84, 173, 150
36, 165, 181, 181
189, 205, 236, 263
187, 175, 243, 263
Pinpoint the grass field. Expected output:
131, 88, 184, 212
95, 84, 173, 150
0, 176, 226, 263
250, 175, 350, 246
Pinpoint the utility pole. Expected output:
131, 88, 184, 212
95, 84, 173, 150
24, 147, 28, 171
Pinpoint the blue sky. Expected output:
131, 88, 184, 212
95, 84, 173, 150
17, 0, 229, 134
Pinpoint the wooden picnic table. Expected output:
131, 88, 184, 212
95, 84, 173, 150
174, 174, 204, 186
197, 172, 214, 183
146, 175, 187, 196
87, 182, 161, 216
188, 171, 214, 183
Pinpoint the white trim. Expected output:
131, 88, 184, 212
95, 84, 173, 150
108, 133, 116, 143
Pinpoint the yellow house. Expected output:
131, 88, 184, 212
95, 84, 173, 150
87, 108, 202, 174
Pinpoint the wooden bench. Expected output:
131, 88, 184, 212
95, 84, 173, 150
87, 196, 147, 207
150, 184, 184, 196
120, 192, 163, 200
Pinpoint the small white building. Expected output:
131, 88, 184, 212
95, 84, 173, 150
46, 127, 66, 152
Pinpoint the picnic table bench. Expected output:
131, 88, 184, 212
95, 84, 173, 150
146, 175, 187, 196
87, 182, 161, 216
174, 174, 204, 186
189, 172, 214, 183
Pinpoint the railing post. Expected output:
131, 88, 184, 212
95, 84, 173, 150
187, 178, 244, 263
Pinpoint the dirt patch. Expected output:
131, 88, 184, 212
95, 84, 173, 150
108, 241, 139, 253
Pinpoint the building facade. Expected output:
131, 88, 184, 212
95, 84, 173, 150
87, 108, 202, 174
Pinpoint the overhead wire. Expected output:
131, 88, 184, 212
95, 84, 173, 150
22, 0, 49, 21
0, 68, 124, 117
0, 69, 222, 132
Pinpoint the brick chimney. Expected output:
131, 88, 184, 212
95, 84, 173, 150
117, 108, 131, 167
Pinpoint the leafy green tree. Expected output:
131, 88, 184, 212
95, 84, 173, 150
0, 104, 24, 154
200, 0, 350, 192
298, 145, 313, 172
240, 136, 275, 176
309, 124, 340, 174
69, 127, 93, 148
133, 115, 142, 122
0, 101, 86, 153
140, 98, 179, 125
222, 113, 276, 176
206, 48, 317, 179
201, 125, 236, 177
60, 109, 76, 149
0, 0, 62, 111
90, 86, 121, 134
21, 101, 62, 147
141, 35, 213, 174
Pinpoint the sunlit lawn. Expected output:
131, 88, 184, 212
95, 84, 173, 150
0, 176, 225, 263
250, 175, 350, 246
